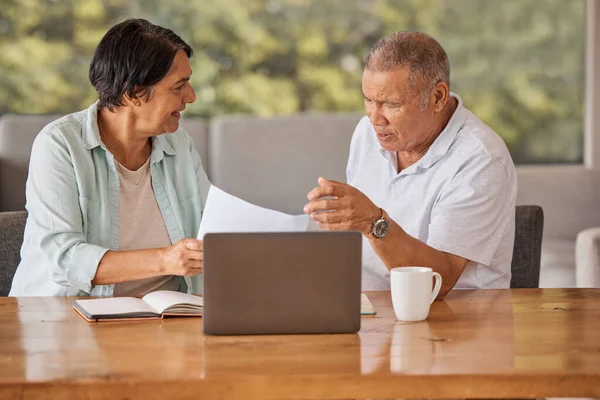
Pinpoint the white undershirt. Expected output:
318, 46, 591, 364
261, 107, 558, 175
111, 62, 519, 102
112, 156, 182, 297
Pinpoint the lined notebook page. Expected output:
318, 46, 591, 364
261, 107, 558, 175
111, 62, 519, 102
142, 291, 204, 314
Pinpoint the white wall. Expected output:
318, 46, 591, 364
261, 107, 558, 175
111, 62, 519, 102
516, 166, 600, 240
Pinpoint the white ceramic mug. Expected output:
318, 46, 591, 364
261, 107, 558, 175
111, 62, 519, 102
390, 266, 442, 322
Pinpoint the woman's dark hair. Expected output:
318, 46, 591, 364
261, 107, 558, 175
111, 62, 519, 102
89, 19, 193, 111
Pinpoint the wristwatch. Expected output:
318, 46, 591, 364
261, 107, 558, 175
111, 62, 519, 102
370, 208, 390, 240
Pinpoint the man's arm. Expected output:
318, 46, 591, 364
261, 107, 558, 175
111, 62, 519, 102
304, 177, 468, 299
306, 150, 514, 297
367, 209, 469, 299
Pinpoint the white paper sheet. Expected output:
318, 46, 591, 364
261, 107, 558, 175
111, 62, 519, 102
197, 186, 310, 239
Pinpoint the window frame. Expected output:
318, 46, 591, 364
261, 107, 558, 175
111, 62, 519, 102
585, 0, 600, 170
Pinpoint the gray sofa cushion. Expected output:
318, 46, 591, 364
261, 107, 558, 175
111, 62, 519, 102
0, 114, 62, 211
0, 211, 27, 296
209, 114, 363, 214
179, 117, 209, 174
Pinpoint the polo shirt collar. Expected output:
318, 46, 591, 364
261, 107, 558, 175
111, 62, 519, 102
379, 93, 468, 171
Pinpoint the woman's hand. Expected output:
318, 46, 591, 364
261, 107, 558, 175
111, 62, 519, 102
159, 238, 204, 276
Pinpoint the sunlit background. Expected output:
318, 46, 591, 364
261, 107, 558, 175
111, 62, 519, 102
0, 0, 586, 163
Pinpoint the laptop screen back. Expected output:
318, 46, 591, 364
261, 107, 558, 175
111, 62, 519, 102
202, 231, 362, 335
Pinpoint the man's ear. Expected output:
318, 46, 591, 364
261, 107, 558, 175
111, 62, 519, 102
432, 82, 450, 112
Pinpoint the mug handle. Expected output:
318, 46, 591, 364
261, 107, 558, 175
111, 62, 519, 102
430, 272, 442, 304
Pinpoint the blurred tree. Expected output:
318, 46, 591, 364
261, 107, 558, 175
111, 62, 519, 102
0, 0, 585, 163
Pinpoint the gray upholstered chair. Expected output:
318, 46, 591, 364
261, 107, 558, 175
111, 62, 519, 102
510, 205, 544, 288
0, 211, 27, 296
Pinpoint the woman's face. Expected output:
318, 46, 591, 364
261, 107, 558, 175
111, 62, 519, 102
134, 49, 196, 135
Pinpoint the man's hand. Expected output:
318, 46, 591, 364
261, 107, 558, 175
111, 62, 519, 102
303, 177, 381, 235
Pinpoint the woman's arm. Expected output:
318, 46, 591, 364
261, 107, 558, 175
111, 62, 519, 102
26, 127, 205, 292
92, 239, 203, 285
25, 128, 108, 293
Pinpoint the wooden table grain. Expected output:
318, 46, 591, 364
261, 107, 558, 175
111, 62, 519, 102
0, 288, 599, 399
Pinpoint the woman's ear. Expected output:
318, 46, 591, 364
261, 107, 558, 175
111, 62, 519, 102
123, 92, 141, 107
123, 86, 147, 107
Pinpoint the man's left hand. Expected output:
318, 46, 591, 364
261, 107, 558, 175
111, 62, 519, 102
304, 177, 381, 235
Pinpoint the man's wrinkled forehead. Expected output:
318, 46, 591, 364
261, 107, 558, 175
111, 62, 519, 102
362, 67, 416, 96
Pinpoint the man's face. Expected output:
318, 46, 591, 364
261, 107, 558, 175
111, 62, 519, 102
362, 67, 436, 153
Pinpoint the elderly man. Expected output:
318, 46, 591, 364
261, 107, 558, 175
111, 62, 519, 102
304, 31, 517, 298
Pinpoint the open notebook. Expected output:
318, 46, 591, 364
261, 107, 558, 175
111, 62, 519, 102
73, 290, 203, 322
74, 291, 375, 322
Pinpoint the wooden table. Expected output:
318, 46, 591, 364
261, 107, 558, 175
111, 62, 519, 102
0, 289, 599, 399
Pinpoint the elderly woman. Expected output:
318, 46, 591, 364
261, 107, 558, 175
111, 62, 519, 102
10, 19, 210, 296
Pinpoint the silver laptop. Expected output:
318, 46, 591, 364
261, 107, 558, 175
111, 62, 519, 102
202, 231, 362, 335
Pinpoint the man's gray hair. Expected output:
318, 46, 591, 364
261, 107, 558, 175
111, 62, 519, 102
364, 31, 450, 107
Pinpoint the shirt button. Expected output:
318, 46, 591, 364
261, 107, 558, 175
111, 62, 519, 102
166, 210, 171, 215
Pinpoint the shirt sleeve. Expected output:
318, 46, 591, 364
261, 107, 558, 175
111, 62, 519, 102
426, 154, 514, 266
25, 128, 108, 294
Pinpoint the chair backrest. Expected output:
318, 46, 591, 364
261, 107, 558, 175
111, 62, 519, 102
511, 205, 544, 288
209, 113, 363, 214
0, 114, 62, 211
0, 211, 27, 296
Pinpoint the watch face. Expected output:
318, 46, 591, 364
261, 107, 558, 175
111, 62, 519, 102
373, 219, 390, 238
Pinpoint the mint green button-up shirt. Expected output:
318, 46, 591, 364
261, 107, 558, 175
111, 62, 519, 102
9, 103, 211, 296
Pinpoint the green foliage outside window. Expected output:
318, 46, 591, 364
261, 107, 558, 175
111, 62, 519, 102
0, 0, 585, 163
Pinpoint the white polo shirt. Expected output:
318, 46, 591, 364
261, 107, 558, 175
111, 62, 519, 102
347, 94, 517, 291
